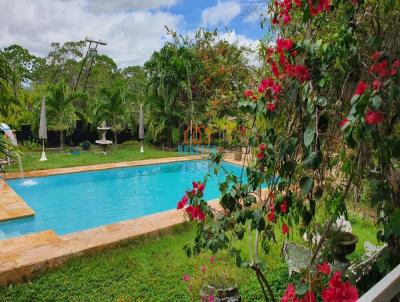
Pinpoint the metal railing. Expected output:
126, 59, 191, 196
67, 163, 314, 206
358, 264, 400, 302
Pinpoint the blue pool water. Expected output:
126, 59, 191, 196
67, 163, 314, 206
0, 160, 244, 238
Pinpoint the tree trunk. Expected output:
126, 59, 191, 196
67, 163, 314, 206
59, 130, 64, 151
113, 131, 118, 145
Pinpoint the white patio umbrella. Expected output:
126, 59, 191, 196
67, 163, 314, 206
138, 103, 144, 153
38, 96, 48, 161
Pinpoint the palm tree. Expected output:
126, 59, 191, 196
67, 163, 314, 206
145, 44, 197, 146
95, 86, 125, 144
46, 81, 84, 150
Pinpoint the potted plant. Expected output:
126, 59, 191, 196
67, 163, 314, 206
327, 216, 358, 265
183, 255, 242, 302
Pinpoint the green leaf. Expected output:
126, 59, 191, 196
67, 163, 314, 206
303, 152, 321, 170
370, 95, 382, 110
317, 96, 328, 107
390, 210, 400, 236
296, 283, 308, 296
300, 176, 314, 196
304, 128, 315, 148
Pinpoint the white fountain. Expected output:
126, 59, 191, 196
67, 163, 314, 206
95, 121, 113, 154
0, 123, 25, 180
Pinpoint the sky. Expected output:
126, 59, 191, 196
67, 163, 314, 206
0, 0, 267, 67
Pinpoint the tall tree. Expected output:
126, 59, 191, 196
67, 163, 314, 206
46, 81, 84, 149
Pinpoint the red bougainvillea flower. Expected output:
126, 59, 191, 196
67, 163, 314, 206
321, 272, 359, 302
372, 79, 381, 91
304, 291, 317, 302
353, 80, 368, 96
244, 89, 253, 98
258, 83, 266, 93
389, 68, 397, 76
294, 0, 302, 7
177, 194, 188, 209
365, 110, 384, 125
339, 118, 350, 128
198, 183, 205, 194
371, 51, 382, 61
280, 200, 287, 214
185, 205, 205, 221
393, 60, 400, 68
272, 83, 282, 95
198, 210, 206, 221
282, 223, 289, 235
317, 262, 332, 275
267, 103, 276, 112
277, 38, 294, 53
183, 274, 190, 282
272, 61, 280, 78
267, 210, 275, 222
257, 152, 264, 161
281, 283, 295, 302
370, 60, 388, 77
291, 50, 298, 57
259, 143, 266, 151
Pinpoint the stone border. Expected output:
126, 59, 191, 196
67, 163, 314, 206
4, 155, 204, 179
0, 179, 35, 222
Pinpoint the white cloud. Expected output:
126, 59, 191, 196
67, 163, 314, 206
220, 31, 261, 66
201, 1, 241, 27
85, 0, 178, 13
0, 0, 182, 66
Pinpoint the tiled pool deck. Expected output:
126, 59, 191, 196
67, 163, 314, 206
0, 155, 247, 286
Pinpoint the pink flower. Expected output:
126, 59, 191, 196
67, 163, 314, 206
177, 194, 188, 209
183, 274, 190, 282
210, 256, 215, 263
201, 265, 206, 273
244, 89, 253, 98
353, 80, 368, 96
282, 223, 289, 235
339, 118, 350, 128
317, 262, 331, 275
267, 103, 276, 112
365, 110, 384, 125
208, 295, 214, 302
393, 60, 400, 68
304, 291, 316, 302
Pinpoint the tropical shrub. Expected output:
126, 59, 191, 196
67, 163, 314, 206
178, 0, 400, 301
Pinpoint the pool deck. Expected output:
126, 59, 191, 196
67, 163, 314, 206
0, 179, 35, 222
0, 155, 245, 286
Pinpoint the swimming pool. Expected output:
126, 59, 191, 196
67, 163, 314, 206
0, 160, 244, 239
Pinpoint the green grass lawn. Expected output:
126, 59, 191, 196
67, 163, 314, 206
0, 215, 378, 302
5, 141, 180, 172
